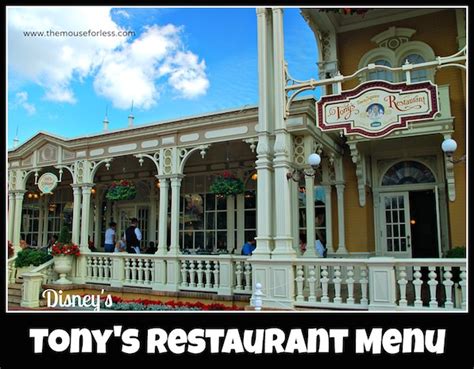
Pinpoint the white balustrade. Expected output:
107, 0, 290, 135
293, 258, 466, 311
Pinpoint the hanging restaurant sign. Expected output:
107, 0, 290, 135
37, 172, 59, 194
316, 80, 439, 138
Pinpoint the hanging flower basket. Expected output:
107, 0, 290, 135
209, 171, 245, 197
106, 180, 137, 201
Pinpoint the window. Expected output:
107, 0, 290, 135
382, 161, 436, 186
21, 204, 40, 246
400, 54, 427, 82
368, 59, 393, 82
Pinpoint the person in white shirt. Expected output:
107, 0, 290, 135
104, 222, 116, 252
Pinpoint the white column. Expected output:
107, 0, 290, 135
88, 195, 94, 243
149, 188, 157, 243
105, 199, 112, 225
236, 193, 245, 254
42, 197, 49, 246
335, 184, 348, 254
253, 7, 274, 258
291, 179, 299, 252
304, 175, 316, 257
71, 184, 82, 245
8, 192, 15, 242
94, 189, 102, 249
157, 177, 169, 255
80, 185, 93, 251
37, 196, 43, 246
168, 176, 182, 255
323, 185, 334, 253
226, 195, 235, 252
13, 191, 26, 253
271, 8, 295, 258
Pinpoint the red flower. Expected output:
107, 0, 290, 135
52, 241, 80, 256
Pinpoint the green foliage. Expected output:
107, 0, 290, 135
14, 248, 53, 268
445, 246, 466, 258
58, 225, 71, 243
209, 172, 245, 197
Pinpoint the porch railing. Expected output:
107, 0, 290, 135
82, 252, 253, 296
293, 258, 467, 311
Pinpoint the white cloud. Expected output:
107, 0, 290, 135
8, 7, 126, 104
14, 91, 36, 115
115, 10, 130, 19
161, 51, 210, 98
8, 7, 210, 110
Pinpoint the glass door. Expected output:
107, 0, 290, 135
380, 192, 412, 258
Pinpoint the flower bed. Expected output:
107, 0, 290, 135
100, 296, 243, 311
106, 180, 137, 201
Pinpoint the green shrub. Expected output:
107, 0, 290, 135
58, 225, 71, 243
14, 248, 53, 268
445, 246, 466, 258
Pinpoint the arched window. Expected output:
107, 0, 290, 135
382, 161, 435, 186
400, 54, 428, 82
368, 59, 393, 82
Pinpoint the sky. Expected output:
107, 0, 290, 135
7, 7, 319, 149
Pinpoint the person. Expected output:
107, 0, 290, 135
47, 235, 58, 248
315, 208, 327, 258
299, 233, 307, 254
104, 222, 117, 252
125, 218, 142, 254
114, 238, 127, 253
145, 241, 157, 254
241, 237, 256, 256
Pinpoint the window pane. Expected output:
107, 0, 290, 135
217, 231, 227, 250
206, 193, 215, 210
245, 210, 256, 229
216, 195, 226, 210
368, 59, 393, 82
387, 239, 393, 252
382, 161, 435, 186
205, 231, 215, 250
206, 213, 215, 229
216, 212, 227, 229
194, 232, 204, 249
244, 191, 256, 209
401, 54, 427, 82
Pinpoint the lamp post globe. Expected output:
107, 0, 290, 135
441, 138, 457, 154
308, 153, 321, 168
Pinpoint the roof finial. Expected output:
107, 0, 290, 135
13, 125, 19, 148
128, 100, 134, 127
103, 105, 109, 131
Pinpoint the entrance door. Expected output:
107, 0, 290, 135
409, 190, 439, 258
380, 192, 412, 258
117, 205, 135, 240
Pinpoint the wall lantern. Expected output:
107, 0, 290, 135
251, 173, 258, 181
441, 138, 465, 164
287, 153, 321, 182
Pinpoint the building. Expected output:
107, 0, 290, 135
7, 7, 467, 311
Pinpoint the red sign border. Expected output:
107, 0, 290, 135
316, 80, 439, 138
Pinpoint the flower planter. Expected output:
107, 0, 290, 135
53, 255, 74, 284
